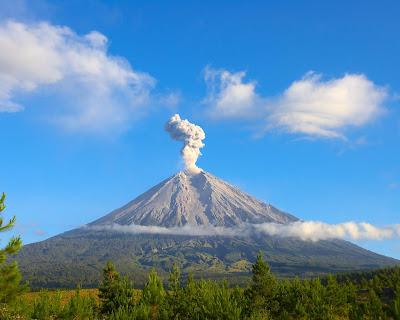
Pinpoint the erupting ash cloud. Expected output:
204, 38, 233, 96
164, 114, 205, 175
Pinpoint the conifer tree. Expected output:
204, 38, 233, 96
392, 286, 400, 320
0, 192, 29, 306
179, 271, 196, 319
98, 260, 135, 315
247, 251, 279, 315
167, 262, 181, 317
61, 284, 97, 319
169, 262, 180, 297
215, 278, 242, 320
324, 274, 347, 317
364, 289, 385, 319
142, 268, 165, 320
308, 278, 329, 320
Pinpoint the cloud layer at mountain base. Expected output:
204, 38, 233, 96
87, 220, 400, 242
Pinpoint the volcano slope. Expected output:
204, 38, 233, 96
16, 171, 399, 288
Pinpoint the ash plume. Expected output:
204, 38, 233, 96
164, 114, 205, 175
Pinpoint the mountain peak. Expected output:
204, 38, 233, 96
90, 170, 299, 228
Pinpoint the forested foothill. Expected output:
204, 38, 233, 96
2, 192, 400, 319
1, 253, 400, 319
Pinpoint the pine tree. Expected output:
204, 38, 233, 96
324, 274, 347, 317
179, 271, 196, 319
166, 262, 182, 317
308, 278, 329, 320
0, 192, 29, 306
98, 260, 135, 315
391, 286, 400, 320
247, 251, 279, 316
291, 276, 307, 318
142, 268, 165, 320
169, 262, 180, 297
364, 289, 385, 319
61, 284, 97, 319
215, 278, 242, 320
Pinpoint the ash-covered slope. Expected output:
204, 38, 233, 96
90, 171, 298, 228
15, 170, 399, 289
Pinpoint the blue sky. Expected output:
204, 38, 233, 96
0, 0, 399, 258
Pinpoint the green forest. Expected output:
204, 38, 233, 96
2, 194, 400, 319
2, 254, 400, 319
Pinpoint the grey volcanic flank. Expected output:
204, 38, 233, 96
90, 171, 298, 228
15, 171, 399, 288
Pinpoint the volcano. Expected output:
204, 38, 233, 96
90, 171, 298, 228
16, 171, 399, 288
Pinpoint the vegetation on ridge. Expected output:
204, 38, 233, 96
3, 254, 400, 319
15, 229, 399, 289
3, 190, 400, 318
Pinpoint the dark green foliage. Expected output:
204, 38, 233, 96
246, 251, 279, 316
142, 268, 165, 319
363, 289, 386, 319
166, 262, 181, 317
98, 260, 135, 315
3, 257, 400, 319
169, 275, 242, 319
61, 285, 98, 319
0, 192, 29, 306
31, 289, 63, 319
391, 286, 400, 320
109, 304, 151, 320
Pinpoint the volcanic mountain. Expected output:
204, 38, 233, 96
16, 171, 399, 288
90, 171, 298, 228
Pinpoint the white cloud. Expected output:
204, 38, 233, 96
13, 221, 47, 236
87, 223, 244, 237
87, 220, 400, 242
254, 221, 399, 242
267, 72, 388, 138
203, 68, 388, 139
33, 229, 48, 236
0, 20, 164, 132
203, 66, 259, 118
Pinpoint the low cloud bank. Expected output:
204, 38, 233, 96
87, 223, 243, 237
86, 221, 400, 242
254, 221, 400, 241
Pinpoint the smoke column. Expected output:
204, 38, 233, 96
165, 114, 205, 175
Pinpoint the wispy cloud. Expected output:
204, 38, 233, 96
0, 20, 176, 133
203, 66, 259, 118
87, 221, 400, 242
14, 221, 48, 237
203, 67, 388, 139
87, 223, 243, 237
33, 229, 48, 236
